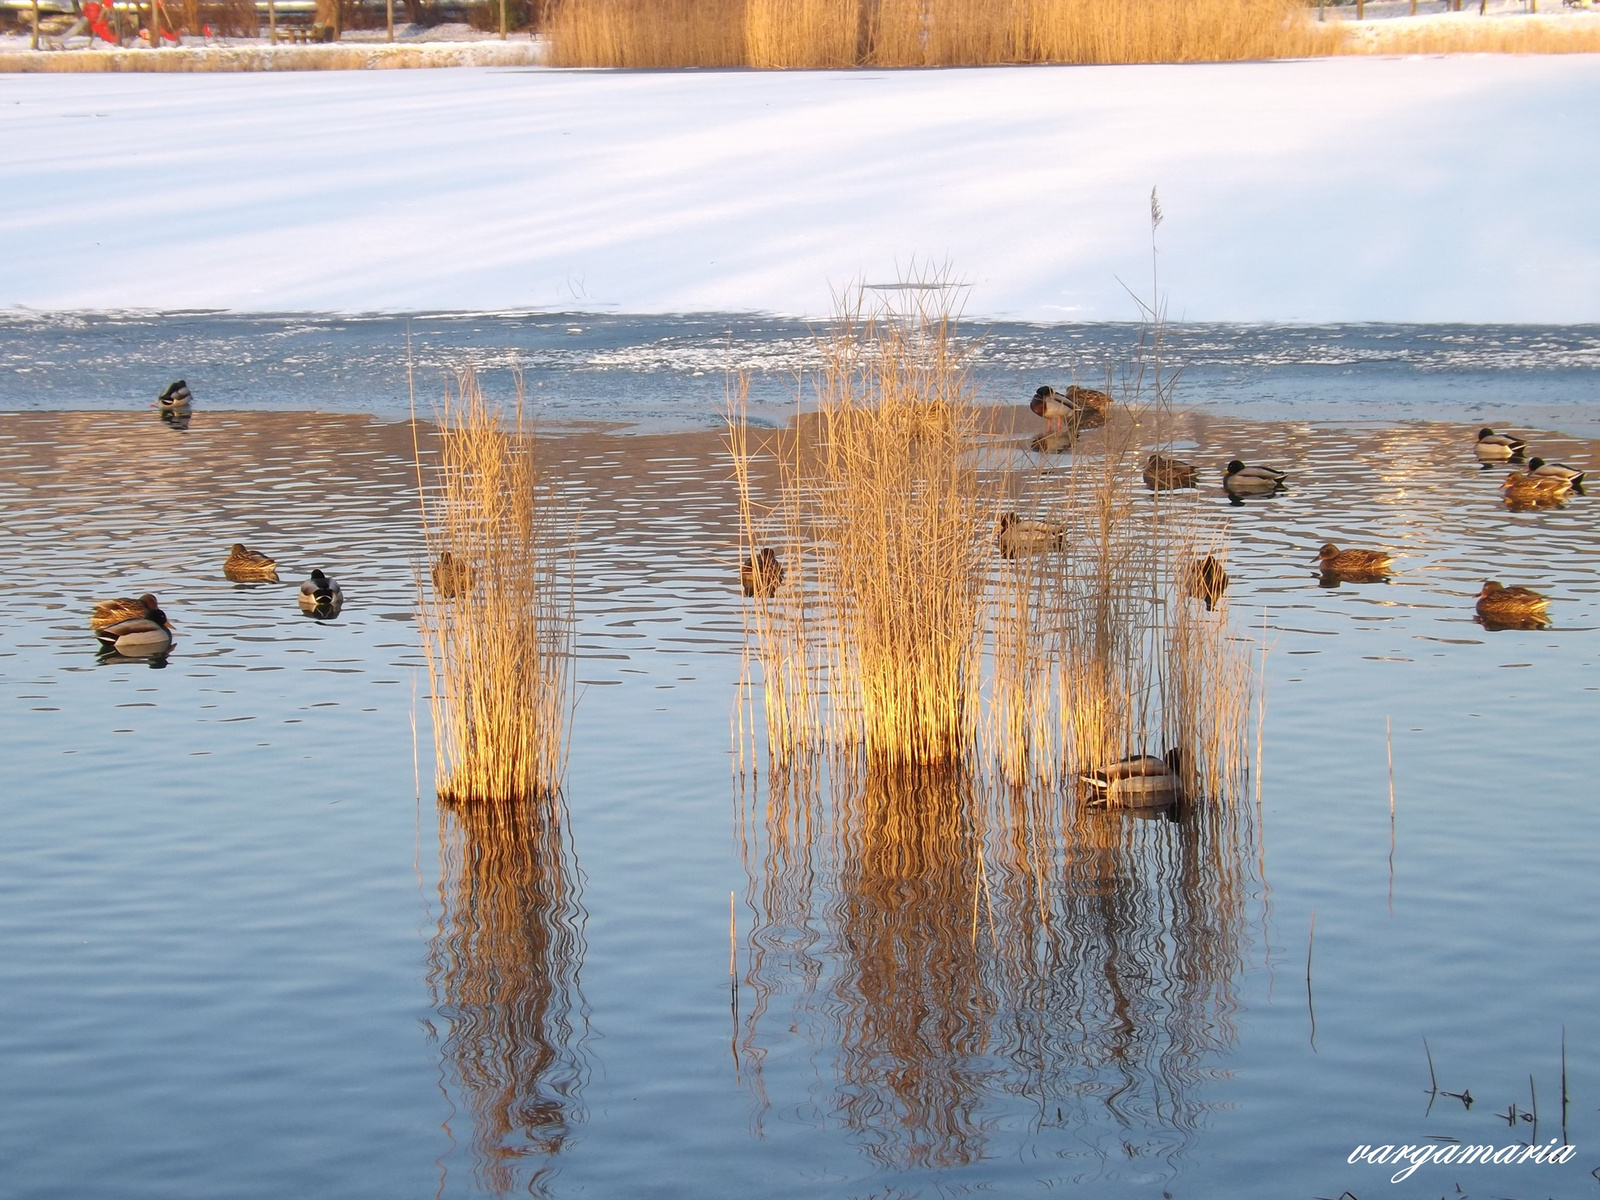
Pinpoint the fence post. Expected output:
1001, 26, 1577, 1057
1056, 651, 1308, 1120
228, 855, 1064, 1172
30, 0, 39, 48
386, 0, 393, 39
1357, 0, 1364, 18
499, 0, 505, 37
268, 0, 276, 43
151, 0, 160, 44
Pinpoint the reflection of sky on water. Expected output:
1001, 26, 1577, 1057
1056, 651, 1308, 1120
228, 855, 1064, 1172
2, 312, 1599, 433
0, 408, 1596, 1197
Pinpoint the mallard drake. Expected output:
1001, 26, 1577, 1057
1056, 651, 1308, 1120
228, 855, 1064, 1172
1500, 471, 1571, 505
1317, 543, 1394, 578
1526, 457, 1586, 487
740, 548, 784, 598
1143, 453, 1198, 490
298, 569, 342, 617
1474, 427, 1526, 461
1223, 460, 1287, 495
431, 551, 475, 598
996, 512, 1065, 558
158, 380, 192, 411
1475, 580, 1551, 629
1031, 384, 1111, 429
90, 592, 159, 631
94, 606, 173, 656
1080, 749, 1184, 809
1180, 555, 1228, 610
224, 543, 279, 582
1030, 386, 1076, 428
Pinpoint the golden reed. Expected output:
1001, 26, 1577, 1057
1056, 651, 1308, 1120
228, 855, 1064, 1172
547, 0, 1343, 67
415, 369, 574, 804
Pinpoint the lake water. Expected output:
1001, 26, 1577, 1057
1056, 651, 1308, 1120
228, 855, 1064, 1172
0, 315, 1596, 1199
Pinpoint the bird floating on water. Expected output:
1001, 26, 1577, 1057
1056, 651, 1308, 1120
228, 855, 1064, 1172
1475, 580, 1551, 630
298, 569, 342, 618
90, 592, 160, 631
94, 606, 173, 657
158, 380, 192, 411
1474, 428, 1526, 461
996, 512, 1065, 558
1180, 555, 1229, 610
431, 551, 475, 599
740, 548, 784, 598
224, 543, 279, 582
1143, 453, 1198, 490
1223, 460, 1287, 496
1080, 749, 1184, 809
1500, 471, 1571, 506
1526, 457, 1586, 489
1316, 543, 1394, 579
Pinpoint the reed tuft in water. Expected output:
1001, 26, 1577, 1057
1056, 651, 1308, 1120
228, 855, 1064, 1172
415, 369, 574, 804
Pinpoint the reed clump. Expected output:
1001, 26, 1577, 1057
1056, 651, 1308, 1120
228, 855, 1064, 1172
1338, 15, 1600, 54
731, 283, 989, 771
416, 369, 573, 804
547, 0, 1343, 67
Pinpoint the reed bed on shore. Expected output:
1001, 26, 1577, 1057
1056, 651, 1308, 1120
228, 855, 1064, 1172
547, 0, 1341, 67
416, 370, 573, 804
1338, 16, 1600, 54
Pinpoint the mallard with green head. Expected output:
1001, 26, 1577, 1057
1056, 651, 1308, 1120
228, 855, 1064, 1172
94, 605, 173, 656
1223, 460, 1287, 496
224, 543, 279, 582
1474, 427, 1526, 461
158, 380, 192, 412
1526, 457, 1586, 488
298, 569, 343, 618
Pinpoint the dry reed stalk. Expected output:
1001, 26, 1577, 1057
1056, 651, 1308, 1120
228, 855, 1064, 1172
428, 792, 586, 1195
1340, 16, 1600, 54
548, 0, 1344, 67
416, 369, 573, 804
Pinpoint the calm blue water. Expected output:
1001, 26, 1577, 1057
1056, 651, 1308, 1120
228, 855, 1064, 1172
0, 318, 1597, 1199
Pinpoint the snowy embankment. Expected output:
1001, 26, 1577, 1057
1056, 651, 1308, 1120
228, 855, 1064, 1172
1, 56, 1597, 322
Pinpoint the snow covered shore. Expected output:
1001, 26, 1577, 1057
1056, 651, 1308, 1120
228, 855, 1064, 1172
2, 55, 1597, 321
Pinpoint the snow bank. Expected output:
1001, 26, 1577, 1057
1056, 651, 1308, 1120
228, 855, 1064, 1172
1, 56, 1597, 321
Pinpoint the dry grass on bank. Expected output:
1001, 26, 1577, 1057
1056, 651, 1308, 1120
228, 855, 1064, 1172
1339, 16, 1600, 54
547, 0, 1342, 67
416, 370, 573, 805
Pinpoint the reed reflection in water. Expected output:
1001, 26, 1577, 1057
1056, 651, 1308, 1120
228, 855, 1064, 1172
428, 795, 588, 1196
743, 761, 1253, 1176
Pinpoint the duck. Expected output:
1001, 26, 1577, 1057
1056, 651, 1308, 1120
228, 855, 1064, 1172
431, 551, 475, 598
298, 569, 342, 617
1223, 460, 1287, 496
158, 380, 192, 411
996, 512, 1065, 558
1474, 427, 1526, 461
224, 542, 279, 582
1180, 555, 1228, 610
1316, 543, 1394, 578
1030, 384, 1112, 430
1500, 471, 1571, 505
94, 606, 173, 656
1475, 580, 1551, 629
90, 592, 160, 631
1526, 456, 1586, 488
740, 548, 784, 598
1080, 748, 1184, 809
1143, 453, 1198, 490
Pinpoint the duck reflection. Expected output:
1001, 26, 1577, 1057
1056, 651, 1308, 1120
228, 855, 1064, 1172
744, 762, 1251, 1175
429, 795, 587, 1196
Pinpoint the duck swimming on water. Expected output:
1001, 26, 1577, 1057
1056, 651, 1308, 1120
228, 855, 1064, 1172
1143, 454, 1198, 490
91, 592, 160, 631
158, 380, 192, 411
1526, 457, 1586, 489
996, 512, 1065, 558
740, 548, 784, 598
1475, 580, 1551, 630
224, 543, 279, 582
1500, 471, 1570, 506
1474, 428, 1526, 461
1223, 460, 1287, 496
1317, 544, 1394, 579
94, 606, 173, 656
298, 569, 343, 617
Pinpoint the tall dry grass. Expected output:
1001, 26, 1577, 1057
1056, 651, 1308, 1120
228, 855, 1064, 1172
547, 0, 1343, 67
416, 369, 573, 805
730, 283, 989, 772
1338, 16, 1600, 54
